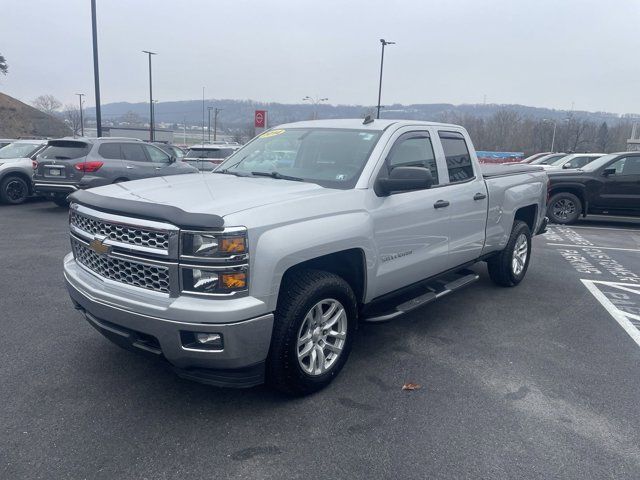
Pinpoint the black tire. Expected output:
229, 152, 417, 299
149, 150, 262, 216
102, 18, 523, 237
266, 269, 357, 395
52, 194, 70, 208
487, 220, 532, 287
548, 192, 582, 224
0, 175, 29, 205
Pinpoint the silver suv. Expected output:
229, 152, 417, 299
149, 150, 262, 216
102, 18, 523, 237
33, 137, 198, 206
0, 139, 47, 204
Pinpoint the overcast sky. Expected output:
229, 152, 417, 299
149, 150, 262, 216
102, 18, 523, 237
1, 0, 638, 114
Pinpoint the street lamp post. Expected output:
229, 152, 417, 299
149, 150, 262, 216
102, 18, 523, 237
76, 93, 85, 137
213, 108, 221, 142
543, 119, 557, 152
90, 0, 102, 137
142, 50, 157, 142
207, 106, 213, 142
376, 39, 395, 119
302, 96, 328, 120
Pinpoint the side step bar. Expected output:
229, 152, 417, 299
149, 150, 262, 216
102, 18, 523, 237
363, 269, 479, 323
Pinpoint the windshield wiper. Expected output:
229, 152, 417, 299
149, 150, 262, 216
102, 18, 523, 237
251, 171, 305, 182
212, 169, 252, 177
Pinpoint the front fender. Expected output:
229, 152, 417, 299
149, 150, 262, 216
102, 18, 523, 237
249, 211, 375, 311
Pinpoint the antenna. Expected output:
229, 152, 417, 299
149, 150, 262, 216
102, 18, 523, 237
363, 114, 374, 125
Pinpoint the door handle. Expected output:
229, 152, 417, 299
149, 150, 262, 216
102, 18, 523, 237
125, 165, 134, 169
434, 200, 450, 209
473, 192, 487, 200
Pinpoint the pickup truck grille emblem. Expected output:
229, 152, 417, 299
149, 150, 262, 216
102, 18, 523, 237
89, 236, 111, 256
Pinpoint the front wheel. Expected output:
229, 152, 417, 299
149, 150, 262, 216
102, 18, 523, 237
487, 220, 532, 287
0, 175, 29, 204
266, 269, 357, 395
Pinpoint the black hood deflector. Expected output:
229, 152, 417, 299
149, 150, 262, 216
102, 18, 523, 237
69, 190, 225, 230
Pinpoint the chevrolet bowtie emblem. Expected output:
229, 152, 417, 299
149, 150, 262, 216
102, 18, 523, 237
89, 236, 111, 256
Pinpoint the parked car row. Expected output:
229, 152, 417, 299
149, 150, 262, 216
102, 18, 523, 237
0, 137, 199, 206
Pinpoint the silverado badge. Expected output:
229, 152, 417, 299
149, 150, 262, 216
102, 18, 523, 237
89, 236, 111, 256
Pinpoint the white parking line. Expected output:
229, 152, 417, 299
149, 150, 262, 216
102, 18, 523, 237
545, 243, 640, 253
581, 280, 640, 348
563, 225, 640, 232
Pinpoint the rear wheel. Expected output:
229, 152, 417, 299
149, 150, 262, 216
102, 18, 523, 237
267, 269, 357, 395
548, 192, 582, 224
0, 175, 29, 204
487, 220, 532, 287
52, 194, 69, 207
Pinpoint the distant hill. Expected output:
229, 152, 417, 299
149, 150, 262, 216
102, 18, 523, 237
85, 98, 639, 131
0, 92, 70, 138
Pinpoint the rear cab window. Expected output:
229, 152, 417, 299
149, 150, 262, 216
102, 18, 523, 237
438, 131, 475, 183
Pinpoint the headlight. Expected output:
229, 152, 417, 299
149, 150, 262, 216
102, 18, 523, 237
181, 266, 248, 295
181, 229, 247, 258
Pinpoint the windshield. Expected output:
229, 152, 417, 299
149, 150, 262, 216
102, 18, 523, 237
581, 153, 619, 172
0, 142, 41, 159
40, 141, 90, 160
218, 128, 382, 189
185, 148, 235, 159
550, 154, 576, 166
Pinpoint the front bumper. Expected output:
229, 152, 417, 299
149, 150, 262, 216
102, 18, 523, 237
64, 254, 274, 388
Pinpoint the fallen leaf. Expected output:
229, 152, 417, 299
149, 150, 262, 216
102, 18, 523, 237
402, 382, 421, 391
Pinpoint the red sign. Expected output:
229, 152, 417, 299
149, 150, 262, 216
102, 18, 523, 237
254, 110, 266, 128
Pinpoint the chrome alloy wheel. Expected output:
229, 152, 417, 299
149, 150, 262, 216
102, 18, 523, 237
297, 299, 347, 376
552, 198, 575, 220
512, 233, 528, 276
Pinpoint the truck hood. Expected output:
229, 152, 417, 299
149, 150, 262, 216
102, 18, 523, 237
86, 173, 335, 218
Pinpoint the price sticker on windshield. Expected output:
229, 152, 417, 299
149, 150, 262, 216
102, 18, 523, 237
260, 129, 286, 139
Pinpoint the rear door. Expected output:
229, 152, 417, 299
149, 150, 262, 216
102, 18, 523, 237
121, 142, 156, 179
437, 131, 487, 267
595, 155, 640, 211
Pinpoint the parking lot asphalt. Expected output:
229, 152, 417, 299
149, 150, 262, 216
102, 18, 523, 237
1, 200, 640, 480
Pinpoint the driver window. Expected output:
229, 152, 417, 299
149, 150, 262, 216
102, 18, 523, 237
608, 156, 640, 175
387, 136, 439, 185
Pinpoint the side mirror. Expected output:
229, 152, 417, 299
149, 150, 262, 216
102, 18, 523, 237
169, 155, 177, 163
602, 168, 616, 176
562, 163, 572, 169
375, 166, 434, 196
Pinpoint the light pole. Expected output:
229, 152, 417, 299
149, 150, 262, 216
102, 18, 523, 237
543, 119, 557, 152
142, 50, 157, 142
376, 39, 395, 119
207, 106, 213, 142
213, 108, 222, 141
76, 93, 85, 137
91, 0, 102, 137
303, 96, 328, 120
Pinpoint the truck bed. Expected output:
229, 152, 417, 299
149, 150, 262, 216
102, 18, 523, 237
481, 163, 544, 178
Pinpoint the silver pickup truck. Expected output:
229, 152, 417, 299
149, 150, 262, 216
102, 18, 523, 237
64, 119, 548, 395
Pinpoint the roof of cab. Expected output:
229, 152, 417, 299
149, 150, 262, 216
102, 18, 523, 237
274, 118, 463, 131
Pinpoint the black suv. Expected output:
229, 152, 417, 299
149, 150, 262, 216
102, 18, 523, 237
547, 152, 640, 224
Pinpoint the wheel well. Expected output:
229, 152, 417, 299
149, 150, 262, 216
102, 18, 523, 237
514, 204, 537, 232
1, 171, 33, 194
281, 249, 367, 304
549, 187, 585, 210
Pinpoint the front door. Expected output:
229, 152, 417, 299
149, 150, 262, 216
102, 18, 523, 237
121, 142, 156, 180
369, 130, 450, 299
595, 155, 640, 212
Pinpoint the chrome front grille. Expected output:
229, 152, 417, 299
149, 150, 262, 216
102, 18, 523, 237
70, 210, 170, 251
72, 238, 171, 293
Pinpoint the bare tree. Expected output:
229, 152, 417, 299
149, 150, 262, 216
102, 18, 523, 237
32, 94, 62, 116
0, 53, 8, 76
63, 104, 82, 136
596, 122, 611, 152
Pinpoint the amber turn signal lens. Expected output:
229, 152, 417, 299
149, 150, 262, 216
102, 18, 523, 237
220, 273, 247, 289
219, 237, 246, 253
